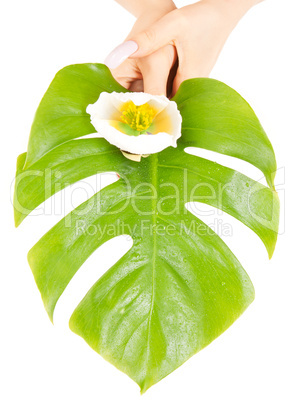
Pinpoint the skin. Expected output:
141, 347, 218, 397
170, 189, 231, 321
111, 0, 264, 96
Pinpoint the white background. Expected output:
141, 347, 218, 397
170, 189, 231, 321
1, 0, 295, 400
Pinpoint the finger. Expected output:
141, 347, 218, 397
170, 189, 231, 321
105, 40, 139, 70
129, 10, 182, 59
105, 10, 181, 70
109, 59, 142, 89
129, 80, 144, 92
140, 45, 176, 96
142, 67, 168, 96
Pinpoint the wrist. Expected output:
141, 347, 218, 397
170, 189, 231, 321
127, 0, 176, 38
201, 0, 263, 32
115, 0, 176, 19
137, 0, 176, 18
213, 0, 263, 17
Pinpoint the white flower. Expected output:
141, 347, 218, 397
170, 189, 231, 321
86, 92, 182, 160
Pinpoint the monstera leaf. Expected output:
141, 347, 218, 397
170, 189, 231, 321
14, 64, 279, 393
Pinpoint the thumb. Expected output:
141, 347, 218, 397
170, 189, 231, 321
130, 10, 180, 59
105, 10, 179, 69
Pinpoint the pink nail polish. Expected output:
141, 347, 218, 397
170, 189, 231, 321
104, 41, 138, 69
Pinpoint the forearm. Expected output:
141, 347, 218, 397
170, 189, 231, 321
213, 0, 264, 19
115, 0, 262, 20
197, 0, 264, 36
221, 0, 264, 8
114, 0, 175, 18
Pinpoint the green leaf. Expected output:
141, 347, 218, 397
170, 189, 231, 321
14, 64, 279, 392
173, 78, 277, 188
24, 63, 126, 168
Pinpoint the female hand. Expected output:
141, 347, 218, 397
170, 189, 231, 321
106, 0, 263, 97
105, 1, 177, 96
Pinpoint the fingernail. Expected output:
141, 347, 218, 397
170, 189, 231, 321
104, 40, 138, 69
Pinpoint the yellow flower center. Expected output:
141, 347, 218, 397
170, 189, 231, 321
120, 101, 157, 132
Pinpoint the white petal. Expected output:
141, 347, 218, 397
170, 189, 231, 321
87, 91, 182, 156
86, 92, 118, 120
